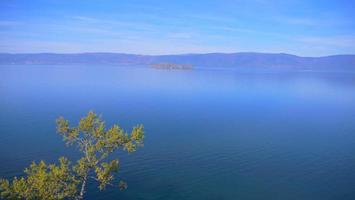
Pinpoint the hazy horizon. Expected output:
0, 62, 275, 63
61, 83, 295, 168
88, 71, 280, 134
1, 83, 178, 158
1, 0, 355, 56
1, 51, 355, 58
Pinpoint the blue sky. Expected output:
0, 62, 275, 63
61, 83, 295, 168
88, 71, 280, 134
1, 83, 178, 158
0, 0, 354, 56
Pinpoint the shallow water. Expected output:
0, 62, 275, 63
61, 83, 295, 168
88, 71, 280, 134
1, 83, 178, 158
1, 65, 355, 200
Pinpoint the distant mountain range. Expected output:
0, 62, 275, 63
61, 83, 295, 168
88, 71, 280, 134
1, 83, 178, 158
1, 52, 355, 70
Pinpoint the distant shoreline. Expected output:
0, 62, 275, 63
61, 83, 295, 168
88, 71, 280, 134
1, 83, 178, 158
0, 52, 354, 71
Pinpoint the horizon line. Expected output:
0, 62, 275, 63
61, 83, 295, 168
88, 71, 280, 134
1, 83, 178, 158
1, 51, 355, 58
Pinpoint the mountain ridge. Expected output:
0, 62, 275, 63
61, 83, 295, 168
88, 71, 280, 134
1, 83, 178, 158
1, 52, 355, 70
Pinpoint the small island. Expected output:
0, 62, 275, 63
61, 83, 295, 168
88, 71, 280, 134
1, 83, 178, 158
151, 63, 193, 70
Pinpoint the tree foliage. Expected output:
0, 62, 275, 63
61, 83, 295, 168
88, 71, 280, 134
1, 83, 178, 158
0, 111, 144, 199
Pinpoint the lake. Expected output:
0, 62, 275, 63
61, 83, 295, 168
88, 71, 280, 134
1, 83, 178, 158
1, 65, 355, 200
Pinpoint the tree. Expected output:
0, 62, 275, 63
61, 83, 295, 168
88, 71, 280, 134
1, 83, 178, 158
0, 111, 144, 199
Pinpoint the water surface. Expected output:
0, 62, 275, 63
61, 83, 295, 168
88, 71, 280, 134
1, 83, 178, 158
1, 65, 355, 200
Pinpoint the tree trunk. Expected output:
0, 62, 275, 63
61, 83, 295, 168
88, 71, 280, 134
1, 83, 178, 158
78, 142, 90, 200
78, 175, 87, 200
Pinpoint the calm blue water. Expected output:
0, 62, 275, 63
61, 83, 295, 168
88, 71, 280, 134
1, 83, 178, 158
1, 65, 355, 200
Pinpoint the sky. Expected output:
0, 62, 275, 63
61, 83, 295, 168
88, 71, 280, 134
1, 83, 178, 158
0, 0, 354, 56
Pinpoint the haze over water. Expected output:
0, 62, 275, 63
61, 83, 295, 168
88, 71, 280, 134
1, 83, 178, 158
1, 65, 355, 200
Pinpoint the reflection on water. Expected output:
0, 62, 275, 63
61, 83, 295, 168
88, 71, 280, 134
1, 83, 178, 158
1, 65, 355, 200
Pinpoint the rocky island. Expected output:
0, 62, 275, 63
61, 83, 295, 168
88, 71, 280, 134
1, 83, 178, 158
151, 63, 193, 70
